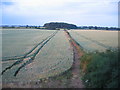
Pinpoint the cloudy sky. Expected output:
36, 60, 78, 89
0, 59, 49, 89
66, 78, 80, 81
1, 0, 119, 27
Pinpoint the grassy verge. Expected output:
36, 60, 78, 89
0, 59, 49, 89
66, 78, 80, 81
80, 50, 119, 88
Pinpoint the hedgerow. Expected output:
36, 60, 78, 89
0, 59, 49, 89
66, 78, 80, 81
80, 50, 119, 88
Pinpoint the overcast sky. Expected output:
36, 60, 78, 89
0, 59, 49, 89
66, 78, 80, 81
1, 0, 119, 27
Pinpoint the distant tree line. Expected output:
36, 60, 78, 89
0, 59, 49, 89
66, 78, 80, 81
2, 25, 42, 29
43, 22, 120, 30
43, 22, 77, 30
77, 26, 120, 30
1, 23, 120, 31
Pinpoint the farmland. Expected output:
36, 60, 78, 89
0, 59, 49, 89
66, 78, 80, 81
1, 29, 119, 88
68, 30, 118, 52
2, 29, 73, 82
2, 29, 55, 57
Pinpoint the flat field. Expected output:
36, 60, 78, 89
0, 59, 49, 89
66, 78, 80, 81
2, 29, 73, 83
2, 29, 55, 57
1, 29, 119, 86
69, 30, 118, 52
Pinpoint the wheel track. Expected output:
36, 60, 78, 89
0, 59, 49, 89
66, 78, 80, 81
14, 32, 57, 76
2, 31, 58, 61
2, 31, 58, 76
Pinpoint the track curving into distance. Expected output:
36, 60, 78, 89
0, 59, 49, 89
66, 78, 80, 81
2, 30, 58, 76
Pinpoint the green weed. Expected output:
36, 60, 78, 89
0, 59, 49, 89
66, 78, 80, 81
80, 50, 119, 88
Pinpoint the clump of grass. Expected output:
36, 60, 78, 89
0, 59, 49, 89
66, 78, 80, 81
80, 50, 119, 88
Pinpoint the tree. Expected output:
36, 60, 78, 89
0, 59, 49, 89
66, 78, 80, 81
43, 22, 77, 30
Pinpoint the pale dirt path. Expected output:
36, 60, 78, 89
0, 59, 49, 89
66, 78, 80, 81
64, 30, 84, 88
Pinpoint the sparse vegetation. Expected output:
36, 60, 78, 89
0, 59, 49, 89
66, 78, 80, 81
80, 50, 119, 88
